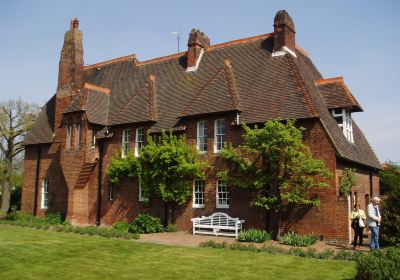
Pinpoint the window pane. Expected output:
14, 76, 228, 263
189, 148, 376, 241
197, 121, 208, 152
122, 129, 131, 157
42, 178, 48, 209
136, 128, 144, 156
217, 180, 229, 207
77, 124, 81, 147
215, 119, 225, 152
193, 180, 205, 207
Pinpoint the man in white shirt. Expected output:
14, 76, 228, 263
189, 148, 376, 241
367, 196, 381, 250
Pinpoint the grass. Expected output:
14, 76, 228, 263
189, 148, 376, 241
0, 225, 356, 280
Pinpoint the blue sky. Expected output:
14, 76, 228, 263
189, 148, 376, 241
1, 0, 399, 163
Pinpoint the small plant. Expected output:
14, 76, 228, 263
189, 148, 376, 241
166, 223, 178, 232
199, 240, 229, 249
229, 242, 258, 252
238, 229, 271, 243
113, 221, 131, 233
0, 210, 7, 220
281, 231, 318, 247
355, 247, 400, 280
339, 168, 357, 197
317, 249, 335, 259
333, 250, 353, 261
44, 212, 63, 225
129, 214, 164, 234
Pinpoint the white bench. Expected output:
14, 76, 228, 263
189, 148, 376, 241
191, 212, 244, 238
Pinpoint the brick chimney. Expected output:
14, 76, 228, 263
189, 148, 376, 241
186, 29, 210, 72
54, 18, 84, 134
58, 18, 84, 88
273, 10, 295, 52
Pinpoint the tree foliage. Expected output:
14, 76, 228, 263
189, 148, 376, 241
380, 161, 400, 195
380, 162, 400, 247
219, 119, 332, 238
0, 99, 39, 211
107, 131, 210, 222
339, 168, 357, 197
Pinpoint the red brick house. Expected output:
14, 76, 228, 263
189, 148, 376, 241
22, 10, 380, 243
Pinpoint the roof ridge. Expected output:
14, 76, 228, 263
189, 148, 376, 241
84, 82, 111, 94
83, 33, 275, 71
208, 33, 273, 51
223, 58, 241, 111
314, 76, 343, 86
137, 52, 186, 66
84, 54, 137, 70
284, 55, 319, 117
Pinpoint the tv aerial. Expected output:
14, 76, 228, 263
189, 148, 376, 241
172, 30, 182, 53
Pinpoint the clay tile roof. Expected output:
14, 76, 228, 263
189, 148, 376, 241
25, 31, 379, 169
22, 95, 55, 145
315, 77, 363, 112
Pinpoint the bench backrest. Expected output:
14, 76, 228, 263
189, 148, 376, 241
197, 212, 239, 226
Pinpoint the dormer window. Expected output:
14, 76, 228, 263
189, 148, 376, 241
331, 108, 353, 143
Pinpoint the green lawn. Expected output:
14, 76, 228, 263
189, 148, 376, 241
0, 225, 355, 280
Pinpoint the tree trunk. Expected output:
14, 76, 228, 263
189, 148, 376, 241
268, 209, 282, 241
1, 159, 12, 212
163, 202, 168, 227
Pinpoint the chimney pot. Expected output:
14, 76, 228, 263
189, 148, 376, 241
70, 18, 79, 30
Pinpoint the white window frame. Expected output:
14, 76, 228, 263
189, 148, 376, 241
197, 121, 208, 154
121, 129, 131, 158
331, 108, 354, 143
67, 124, 73, 149
214, 119, 226, 153
193, 180, 205, 208
91, 129, 96, 148
138, 180, 148, 202
77, 123, 82, 148
216, 180, 229, 209
109, 183, 115, 201
135, 128, 144, 157
41, 178, 48, 210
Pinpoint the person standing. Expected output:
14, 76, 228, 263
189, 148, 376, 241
351, 204, 366, 249
367, 196, 381, 250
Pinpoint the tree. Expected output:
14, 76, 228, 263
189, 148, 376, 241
0, 99, 39, 212
380, 161, 400, 246
219, 119, 332, 239
107, 131, 210, 225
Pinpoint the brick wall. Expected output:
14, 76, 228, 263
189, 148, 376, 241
22, 111, 379, 243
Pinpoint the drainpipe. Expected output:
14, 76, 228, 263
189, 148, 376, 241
348, 194, 352, 244
33, 146, 42, 216
96, 140, 104, 226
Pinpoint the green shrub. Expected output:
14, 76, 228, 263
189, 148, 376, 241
113, 221, 131, 233
44, 212, 63, 225
260, 245, 287, 255
355, 247, 400, 280
229, 242, 258, 252
238, 229, 271, 243
199, 240, 229, 249
0, 210, 7, 220
333, 250, 353, 261
130, 214, 164, 234
281, 231, 318, 247
166, 223, 178, 232
317, 249, 335, 259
